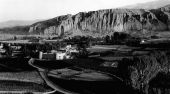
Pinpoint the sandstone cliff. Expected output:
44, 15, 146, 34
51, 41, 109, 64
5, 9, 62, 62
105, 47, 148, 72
29, 5, 170, 37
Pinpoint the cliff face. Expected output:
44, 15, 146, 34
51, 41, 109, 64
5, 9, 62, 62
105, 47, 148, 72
29, 5, 170, 37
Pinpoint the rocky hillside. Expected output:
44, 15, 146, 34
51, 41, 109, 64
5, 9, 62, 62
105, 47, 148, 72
29, 5, 170, 37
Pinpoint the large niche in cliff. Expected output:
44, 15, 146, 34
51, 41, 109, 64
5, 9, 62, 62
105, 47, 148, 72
59, 26, 64, 36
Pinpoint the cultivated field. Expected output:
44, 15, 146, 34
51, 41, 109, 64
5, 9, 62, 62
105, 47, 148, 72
0, 57, 53, 93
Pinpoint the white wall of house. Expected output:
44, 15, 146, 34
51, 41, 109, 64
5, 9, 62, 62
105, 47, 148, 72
39, 51, 71, 60
39, 51, 56, 60
56, 52, 66, 60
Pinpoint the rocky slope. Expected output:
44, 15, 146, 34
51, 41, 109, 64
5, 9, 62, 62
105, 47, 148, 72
29, 5, 170, 37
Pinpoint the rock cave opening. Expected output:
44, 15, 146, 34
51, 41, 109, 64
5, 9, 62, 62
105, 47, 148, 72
60, 26, 64, 36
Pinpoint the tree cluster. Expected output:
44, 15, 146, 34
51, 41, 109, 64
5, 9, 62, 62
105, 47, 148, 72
104, 32, 131, 44
118, 51, 170, 94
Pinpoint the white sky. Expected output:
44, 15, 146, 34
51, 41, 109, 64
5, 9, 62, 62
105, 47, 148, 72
0, 0, 156, 22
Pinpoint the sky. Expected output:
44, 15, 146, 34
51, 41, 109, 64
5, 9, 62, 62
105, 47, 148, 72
0, 0, 156, 22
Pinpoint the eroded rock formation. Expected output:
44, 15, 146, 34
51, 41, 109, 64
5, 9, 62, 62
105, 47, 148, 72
29, 5, 170, 37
